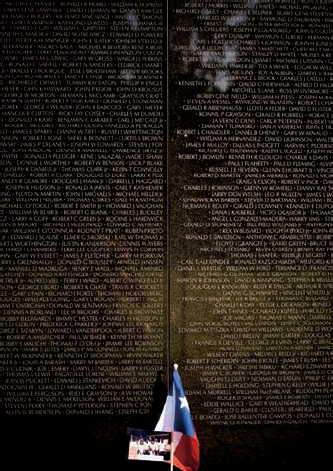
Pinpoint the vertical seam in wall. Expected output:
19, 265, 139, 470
166, 0, 171, 387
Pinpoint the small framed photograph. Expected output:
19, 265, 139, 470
127, 429, 171, 462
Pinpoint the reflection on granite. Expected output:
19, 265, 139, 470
172, 0, 260, 92
126, 9, 139, 31
120, 9, 140, 81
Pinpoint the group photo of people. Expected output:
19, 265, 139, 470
128, 430, 171, 462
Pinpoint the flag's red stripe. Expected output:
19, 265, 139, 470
174, 433, 200, 471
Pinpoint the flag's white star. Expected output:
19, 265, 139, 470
179, 396, 189, 410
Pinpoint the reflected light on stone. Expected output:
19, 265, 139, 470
213, 71, 230, 93
126, 10, 139, 31
225, 12, 247, 27
120, 69, 136, 81
190, 31, 199, 51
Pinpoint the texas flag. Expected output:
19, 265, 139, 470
155, 365, 200, 471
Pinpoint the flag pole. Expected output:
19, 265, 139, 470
170, 363, 177, 471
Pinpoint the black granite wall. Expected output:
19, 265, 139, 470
2, 1, 331, 469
